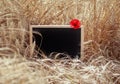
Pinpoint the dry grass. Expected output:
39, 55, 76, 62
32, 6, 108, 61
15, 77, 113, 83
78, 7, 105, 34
0, 0, 120, 84
0, 55, 120, 84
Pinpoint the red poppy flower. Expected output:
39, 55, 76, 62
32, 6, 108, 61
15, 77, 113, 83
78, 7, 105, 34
70, 19, 81, 29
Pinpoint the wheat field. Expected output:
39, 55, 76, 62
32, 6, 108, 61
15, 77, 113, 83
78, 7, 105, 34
0, 0, 120, 84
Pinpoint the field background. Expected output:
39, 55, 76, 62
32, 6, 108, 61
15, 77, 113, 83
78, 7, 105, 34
0, 0, 120, 84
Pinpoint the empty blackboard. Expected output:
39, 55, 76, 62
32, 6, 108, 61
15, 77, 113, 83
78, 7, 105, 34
30, 25, 83, 58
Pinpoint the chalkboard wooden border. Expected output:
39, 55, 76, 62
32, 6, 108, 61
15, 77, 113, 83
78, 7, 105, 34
30, 25, 84, 58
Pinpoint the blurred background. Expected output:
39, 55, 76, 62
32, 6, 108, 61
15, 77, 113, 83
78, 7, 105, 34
0, 0, 120, 61
0, 0, 120, 83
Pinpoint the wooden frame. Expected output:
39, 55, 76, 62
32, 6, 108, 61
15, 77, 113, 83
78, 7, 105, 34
30, 25, 84, 58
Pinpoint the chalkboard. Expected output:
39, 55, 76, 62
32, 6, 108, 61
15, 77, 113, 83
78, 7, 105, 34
30, 25, 83, 58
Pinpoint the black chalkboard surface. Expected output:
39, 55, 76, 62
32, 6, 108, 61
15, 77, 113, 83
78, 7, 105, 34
30, 25, 83, 58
